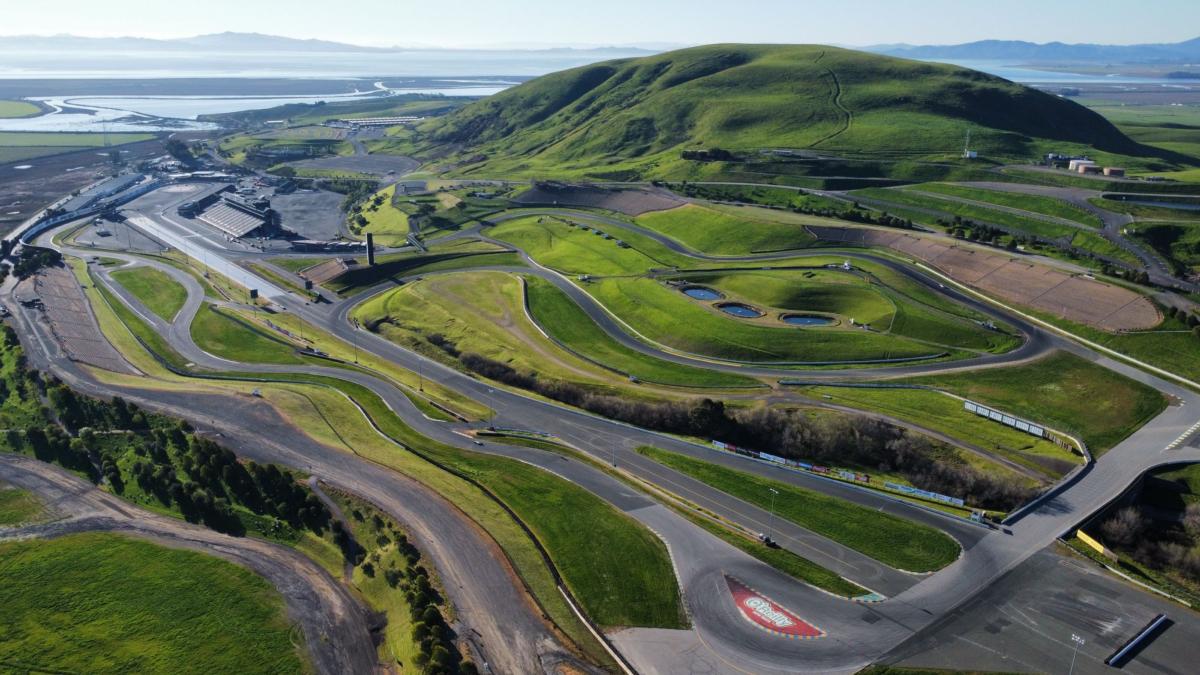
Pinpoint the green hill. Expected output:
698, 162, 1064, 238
409, 44, 1168, 179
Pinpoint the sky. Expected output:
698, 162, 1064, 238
3, 0, 1196, 49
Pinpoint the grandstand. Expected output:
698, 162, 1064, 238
199, 202, 267, 238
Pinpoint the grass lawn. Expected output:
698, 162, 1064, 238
0, 485, 45, 525
682, 509, 869, 598
637, 446, 961, 572
802, 386, 1076, 478
634, 204, 817, 254
1089, 197, 1200, 222
265, 378, 684, 631
489, 215, 678, 276
420, 443, 686, 628
110, 266, 188, 321
855, 187, 1141, 265
354, 183, 411, 246
352, 271, 624, 387
326, 243, 525, 295
523, 276, 758, 388
676, 268, 1017, 353
190, 303, 304, 365
0, 532, 301, 674
915, 183, 1104, 228
900, 351, 1167, 454
587, 276, 947, 364
0, 100, 41, 118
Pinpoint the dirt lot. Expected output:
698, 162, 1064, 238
809, 225, 1161, 331
514, 183, 684, 215
0, 139, 165, 237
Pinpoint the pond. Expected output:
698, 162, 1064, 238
682, 285, 723, 301
717, 303, 764, 318
781, 314, 835, 326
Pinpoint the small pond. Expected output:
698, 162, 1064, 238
781, 314, 835, 326
717, 303, 764, 318
682, 286, 723, 301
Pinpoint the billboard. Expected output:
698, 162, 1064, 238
964, 400, 1045, 438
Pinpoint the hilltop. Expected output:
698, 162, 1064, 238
406, 44, 1162, 179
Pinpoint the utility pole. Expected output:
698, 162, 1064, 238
1068, 633, 1085, 675
767, 487, 779, 542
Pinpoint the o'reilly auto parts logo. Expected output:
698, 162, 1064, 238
726, 576, 824, 638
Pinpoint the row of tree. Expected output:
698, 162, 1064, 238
432, 336, 1034, 509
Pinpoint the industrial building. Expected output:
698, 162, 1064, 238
331, 116, 424, 129
61, 174, 143, 212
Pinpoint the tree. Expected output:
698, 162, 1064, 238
1101, 506, 1146, 547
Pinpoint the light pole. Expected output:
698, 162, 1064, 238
1068, 633, 1086, 675
767, 487, 779, 542
486, 388, 496, 429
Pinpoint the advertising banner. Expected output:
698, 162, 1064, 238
725, 576, 823, 638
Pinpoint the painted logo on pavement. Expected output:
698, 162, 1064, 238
725, 575, 824, 638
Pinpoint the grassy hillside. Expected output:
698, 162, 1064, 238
408, 44, 1161, 179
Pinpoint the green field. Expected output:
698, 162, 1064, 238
0, 533, 301, 674
0, 486, 44, 525
0, 131, 155, 164
0, 100, 41, 118
802, 386, 1076, 477
422, 443, 685, 628
914, 183, 1104, 228
111, 266, 188, 321
638, 446, 961, 572
352, 183, 411, 246
855, 186, 1140, 265
524, 276, 758, 388
901, 351, 1167, 454
1090, 197, 1200, 222
488, 214, 1016, 364
190, 303, 303, 365
324, 241, 525, 295
635, 204, 817, 254
588, 276, 949, 363
676, 268, 1018, 353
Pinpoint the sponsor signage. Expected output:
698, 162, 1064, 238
710, 441, 869, 485
964, 401, 1045, 438
725, 576, 823, 638
884, 481, 965, 507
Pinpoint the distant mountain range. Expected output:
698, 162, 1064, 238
870, 37, 1200, 63
0, 31, 658, 55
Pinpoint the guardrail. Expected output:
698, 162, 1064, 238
1106, 614, 1169, 667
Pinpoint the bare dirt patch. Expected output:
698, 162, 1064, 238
514, 183, 684, 215
810, 226, 1160, 330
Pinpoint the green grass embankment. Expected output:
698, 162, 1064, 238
637, 446, 961, 572
0, 533, 301, 674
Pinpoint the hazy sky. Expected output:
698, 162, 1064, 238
4, 0, 1196, 48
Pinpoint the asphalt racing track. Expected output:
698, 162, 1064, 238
9, 181, 1200, 674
